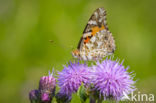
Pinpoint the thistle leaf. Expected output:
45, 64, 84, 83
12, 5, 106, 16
77, 83, 88, 103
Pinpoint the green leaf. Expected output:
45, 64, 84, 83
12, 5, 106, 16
77, 83, 88, 103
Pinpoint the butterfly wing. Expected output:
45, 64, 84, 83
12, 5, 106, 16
77, 8, 115, 60
77, 8, 108, 50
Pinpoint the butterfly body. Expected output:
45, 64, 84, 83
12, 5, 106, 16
72, 8, 115, 61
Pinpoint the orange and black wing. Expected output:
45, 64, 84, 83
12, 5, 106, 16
77, 8, 108, 50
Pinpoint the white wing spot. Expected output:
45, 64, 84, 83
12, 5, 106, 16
88, 20, 97, 25
103, 20, 107, 25
97, 41, 103, 48
87, 53, 92, 60
99, 17, 105, 22
97, 32, 103, 38
86, 43, 93, 49
90, 36, 96, 43
101, 29, 106, 33
94, 12, 98, 18
82, 55, 87, 61
83, 32, 92, 38
99, 8, 105, 15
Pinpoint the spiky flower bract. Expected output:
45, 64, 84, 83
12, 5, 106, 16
57, 62, 91, 96
56, 92, 72, 103
39, 71, 56, 102
91, 59, 136, 101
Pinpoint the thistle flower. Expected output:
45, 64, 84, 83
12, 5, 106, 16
91, 59, 136, 101
29, 89, 39, 103
57, 62, 91, 96
39, 71, 56, 102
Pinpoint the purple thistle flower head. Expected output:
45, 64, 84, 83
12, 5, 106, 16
91, 59, 136, 101
41, 93, 50, 101
57, 62, 91, 96
29, 89, 39, 102
39, 70, 56, 102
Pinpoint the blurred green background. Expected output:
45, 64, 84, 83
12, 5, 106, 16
0, 0, 156, 103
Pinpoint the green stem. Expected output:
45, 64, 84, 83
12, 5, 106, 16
97, 98, 103, 103
89, 96, 96, 103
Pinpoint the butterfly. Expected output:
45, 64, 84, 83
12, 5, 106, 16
72, 8, 115, 61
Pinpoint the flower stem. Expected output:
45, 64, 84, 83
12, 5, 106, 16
89, 96, 96, 103
97, 99, 103, 103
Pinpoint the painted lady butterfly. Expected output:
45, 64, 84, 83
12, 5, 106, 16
72, 8, 115, 61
